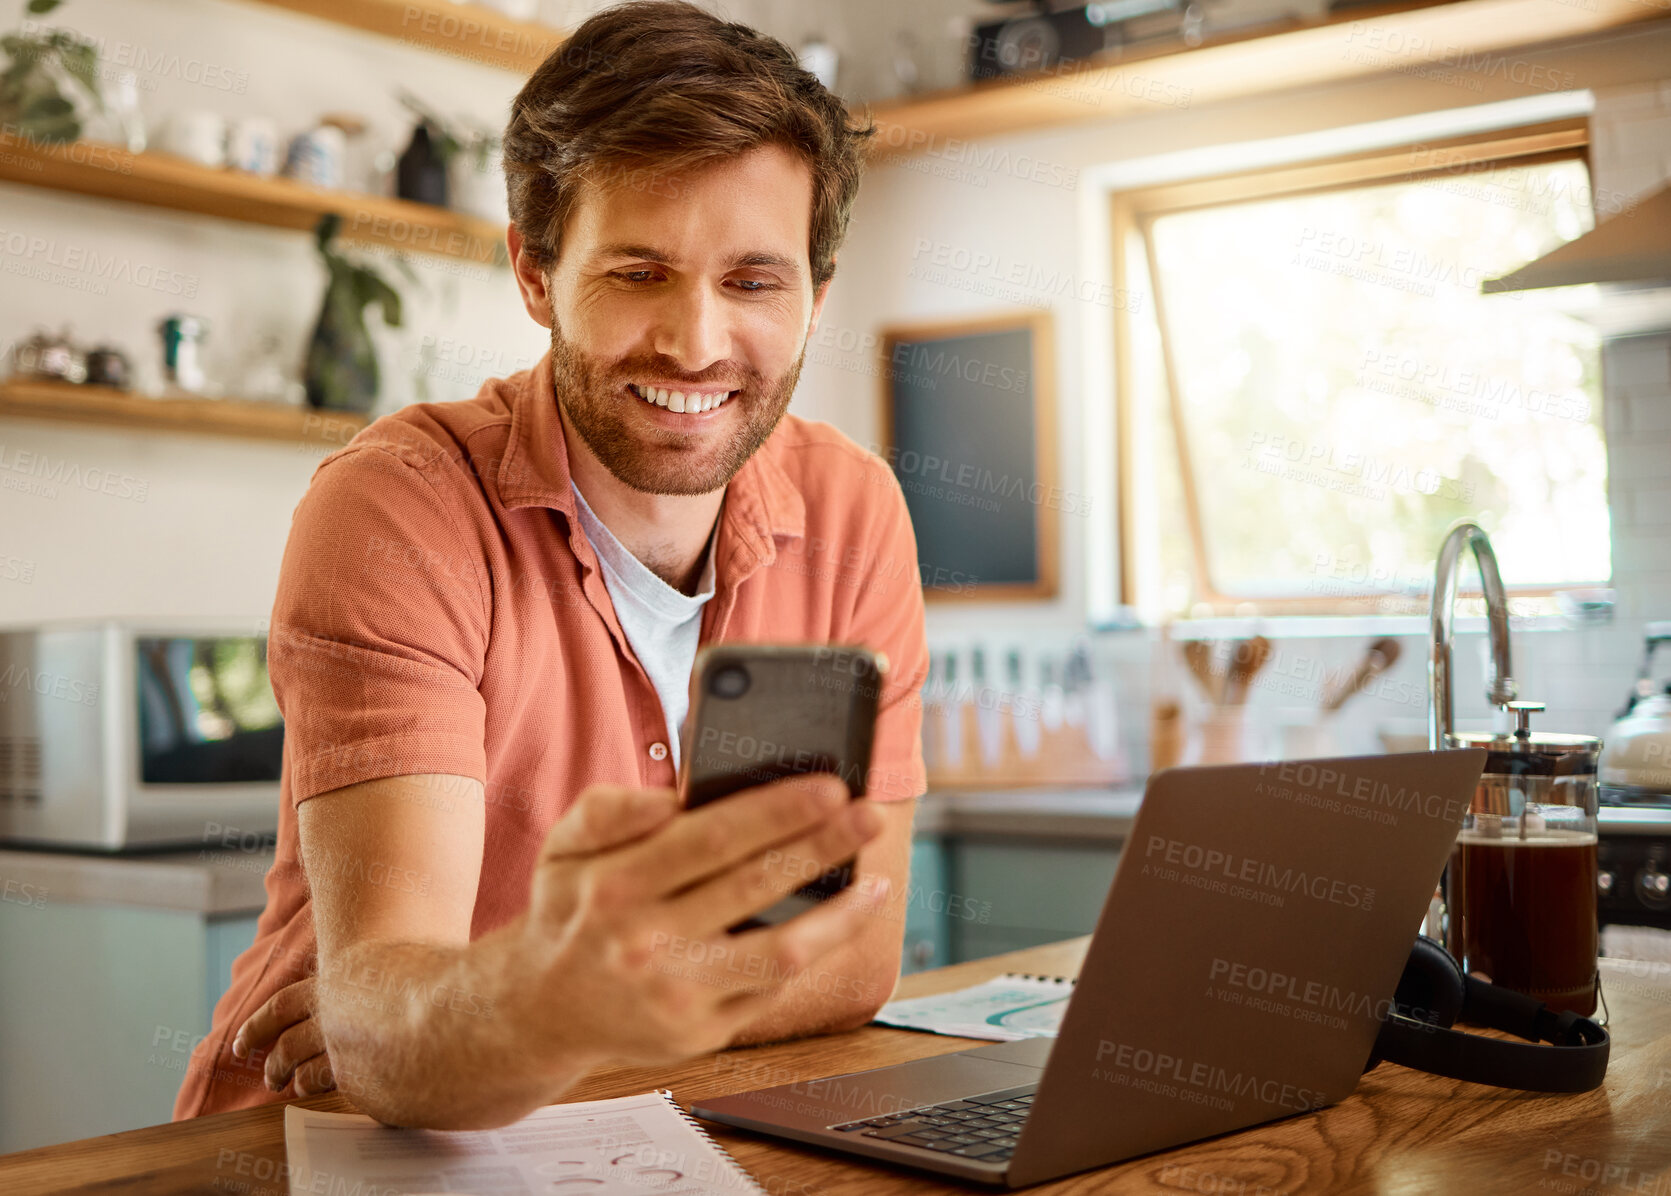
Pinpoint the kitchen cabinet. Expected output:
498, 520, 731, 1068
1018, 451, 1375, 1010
946, 838, 1122, 961
901, 835, 949, 975
911, 789, 1140, 965
0, 850, 265, 1153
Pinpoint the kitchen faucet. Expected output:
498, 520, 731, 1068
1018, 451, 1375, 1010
1428, 521, 1518, 749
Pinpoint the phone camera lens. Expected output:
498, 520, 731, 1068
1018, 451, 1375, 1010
709, 665, 751, 699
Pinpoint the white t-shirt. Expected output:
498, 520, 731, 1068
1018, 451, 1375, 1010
570, 480, 717, 769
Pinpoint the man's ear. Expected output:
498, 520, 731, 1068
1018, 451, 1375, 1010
507, 223, 555, 330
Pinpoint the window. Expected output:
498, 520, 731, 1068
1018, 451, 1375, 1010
1114, 120, 1608, 616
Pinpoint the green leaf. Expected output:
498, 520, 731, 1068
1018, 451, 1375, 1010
56, 41, 99, 102
26, 0, 65, 15
314, 212, 341, 254
376, 282, 403, 329
353, 267, 404, 329
19, 108, 77, 141
21, 91, 71, 118
3, 39, 43, 71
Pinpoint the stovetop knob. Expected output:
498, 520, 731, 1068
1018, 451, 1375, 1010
1637, 863, 1671, 910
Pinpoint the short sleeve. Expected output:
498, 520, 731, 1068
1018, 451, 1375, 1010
268, 446, 491, 805
851, 474, 929, 803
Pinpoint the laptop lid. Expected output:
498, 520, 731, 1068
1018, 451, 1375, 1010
1006, 750, 1485, 1187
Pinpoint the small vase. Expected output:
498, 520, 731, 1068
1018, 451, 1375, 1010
397, 123, 449, 208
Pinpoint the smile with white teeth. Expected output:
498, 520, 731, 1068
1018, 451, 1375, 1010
629, 383, 737, 413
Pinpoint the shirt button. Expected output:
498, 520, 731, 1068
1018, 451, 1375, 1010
648, 742, 669, 761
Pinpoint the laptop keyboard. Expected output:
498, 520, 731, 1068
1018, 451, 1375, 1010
829, 1087, 1036, 1163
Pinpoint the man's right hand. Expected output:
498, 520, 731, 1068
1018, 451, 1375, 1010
510, 772, 886, 1072
299, 768, 884, 1127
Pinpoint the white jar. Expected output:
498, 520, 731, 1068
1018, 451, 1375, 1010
450, 153, 508, 223
227, 116, 280, 176
160, 111, 226, 168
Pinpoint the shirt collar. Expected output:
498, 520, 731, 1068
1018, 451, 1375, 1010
569, 477, 719, 611
497, 351, 806, 563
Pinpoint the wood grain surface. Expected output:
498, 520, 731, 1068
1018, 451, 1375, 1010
0, 136, 506, 265
2, 940, 1666, 1194
867, 0, 1669, 150
0, 380, 367, 447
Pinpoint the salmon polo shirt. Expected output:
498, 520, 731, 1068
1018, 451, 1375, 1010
174, 352, 929, 1119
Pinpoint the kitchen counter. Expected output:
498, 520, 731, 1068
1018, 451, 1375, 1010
3, 939, 1667, 1195
919, 786, 1671, 839
915, 786, 1143, 841
0, 846, 273, 915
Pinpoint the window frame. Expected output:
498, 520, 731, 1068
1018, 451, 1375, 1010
1110, 117, 1596, 614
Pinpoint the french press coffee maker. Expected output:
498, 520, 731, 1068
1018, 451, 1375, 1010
1429, 522, 1602, 1017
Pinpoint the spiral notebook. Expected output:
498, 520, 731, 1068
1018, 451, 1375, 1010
874, 972, 1075, 1042
285, 1089, 763, 1196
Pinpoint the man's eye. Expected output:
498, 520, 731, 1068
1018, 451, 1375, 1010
733, 279, 778, 293
612, 270, 658, 283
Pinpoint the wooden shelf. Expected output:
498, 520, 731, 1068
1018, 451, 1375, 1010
869, 0, 1670, 152
0, 135, 506, 265
0, 379, 369, 445
239, 0, 566, 72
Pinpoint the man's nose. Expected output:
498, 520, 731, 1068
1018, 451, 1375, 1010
651, 283, 732, 373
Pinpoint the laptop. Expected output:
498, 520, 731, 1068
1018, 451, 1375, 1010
694, 750, 1487, 1187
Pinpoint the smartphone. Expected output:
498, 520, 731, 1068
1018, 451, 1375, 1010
678, 644, 884, 926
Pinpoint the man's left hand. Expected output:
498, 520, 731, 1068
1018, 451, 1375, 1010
232, 976, 337, 1095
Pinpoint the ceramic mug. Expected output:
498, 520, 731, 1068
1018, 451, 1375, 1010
227, 116, 280, 176
284, 126, 347, 190
160, 111, 226, 168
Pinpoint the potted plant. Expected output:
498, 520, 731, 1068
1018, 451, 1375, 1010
0, 0, 101, 142
303, 213, 414, 415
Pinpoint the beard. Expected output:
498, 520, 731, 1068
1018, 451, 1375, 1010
548, 319, 805, 496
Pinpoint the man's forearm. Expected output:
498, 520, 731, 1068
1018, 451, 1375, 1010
315, 924, 592, 1129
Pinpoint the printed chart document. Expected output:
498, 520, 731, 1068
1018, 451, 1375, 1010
285, 1089, 763, 1195
874, 973, 1073, 1041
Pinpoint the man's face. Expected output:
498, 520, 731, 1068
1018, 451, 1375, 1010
532, 143, 830, 495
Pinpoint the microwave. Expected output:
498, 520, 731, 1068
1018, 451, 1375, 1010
0, 620, 283, 851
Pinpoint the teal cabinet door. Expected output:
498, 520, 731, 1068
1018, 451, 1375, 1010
0, 904, 260, 1153
206, 914, 260, 1016
947, 839, 1122, 963
901, 835, 949, 975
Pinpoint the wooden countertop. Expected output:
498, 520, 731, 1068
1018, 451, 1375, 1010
0, 847, 274, 914
4, 939, 1668, 1195
915, 789, 1143, 842
916, 790, 1671, 842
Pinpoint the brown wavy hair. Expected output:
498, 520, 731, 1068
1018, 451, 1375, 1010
503, 0, 873, 291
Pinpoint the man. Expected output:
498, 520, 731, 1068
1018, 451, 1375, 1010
173, 0, 927, 1129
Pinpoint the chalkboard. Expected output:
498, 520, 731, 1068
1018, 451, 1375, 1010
879, 312, 1057, 601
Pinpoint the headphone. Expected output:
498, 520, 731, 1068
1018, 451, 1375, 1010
1365, 936, 1610, 1093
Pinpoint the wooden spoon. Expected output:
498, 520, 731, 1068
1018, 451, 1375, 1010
1321, 637, 1403, 715
1222, 636, 1271, 706
1182, 639, 1223, 705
